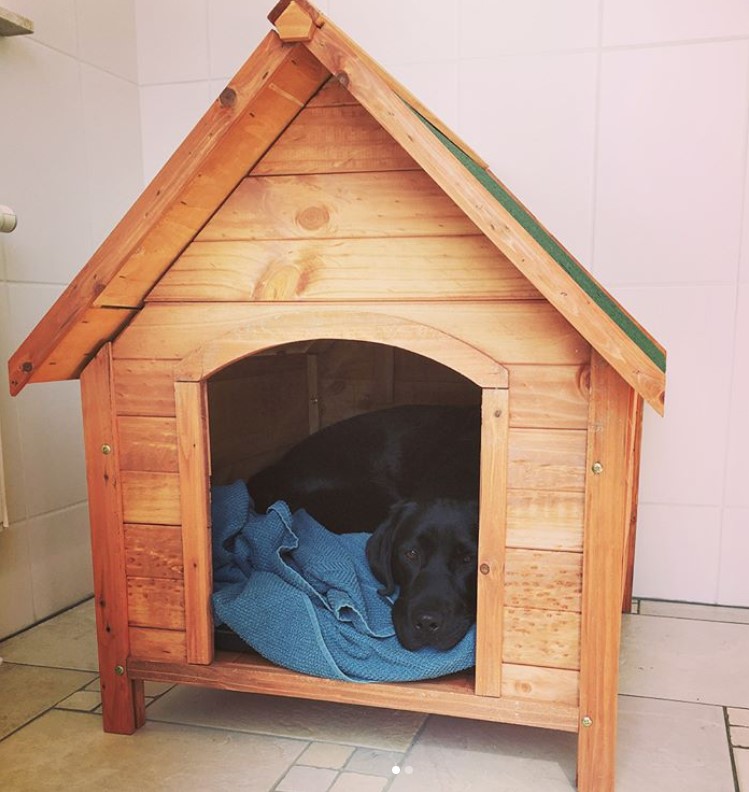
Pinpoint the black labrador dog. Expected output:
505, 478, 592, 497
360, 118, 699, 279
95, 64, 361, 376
248, 404, 481, 651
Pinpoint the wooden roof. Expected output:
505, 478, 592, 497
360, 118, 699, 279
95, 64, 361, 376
8, 0, 666, 413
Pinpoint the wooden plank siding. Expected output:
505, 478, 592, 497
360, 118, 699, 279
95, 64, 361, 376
147, 237, 541, 303
107, 77, 590, 709
252, 102, 418, 175
111, 302, 590, 366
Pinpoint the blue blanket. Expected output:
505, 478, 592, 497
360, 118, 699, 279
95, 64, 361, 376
211, 482, 475, 683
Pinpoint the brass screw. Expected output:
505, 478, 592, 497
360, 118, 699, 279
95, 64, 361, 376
479, 563, 490, 575
581, 716, 593, 728
591, 462, 603, 475
101, 444, 112, 455
114, 665, 125, 676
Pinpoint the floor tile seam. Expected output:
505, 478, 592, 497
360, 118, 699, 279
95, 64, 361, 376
143, 713, 322, 748
627, 611, 749, 626
337, 747, 406, 780
724, 706, 742, 792
618, 692, 741, 711
144, 711, 415, 755
0, 668, 103, 744
638, 597, 749, 612
0, 658, 98, 674
271, 761, 339, 792
0, 595, 94, 644
0, 702, 100, 745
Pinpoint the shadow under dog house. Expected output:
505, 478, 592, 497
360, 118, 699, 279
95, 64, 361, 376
8, 2, 666, 790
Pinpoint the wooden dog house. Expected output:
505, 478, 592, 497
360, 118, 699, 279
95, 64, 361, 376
9, 2, 666, 789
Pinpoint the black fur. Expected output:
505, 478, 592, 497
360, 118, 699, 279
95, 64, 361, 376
247, 404, 480, 650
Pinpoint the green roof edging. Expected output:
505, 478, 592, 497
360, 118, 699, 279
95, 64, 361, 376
408, 106, 666, 374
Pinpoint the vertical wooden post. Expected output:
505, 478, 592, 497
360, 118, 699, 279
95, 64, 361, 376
80, 343, 145, 734
577, 353, 636, 792
621, 395, 644, 612
475, 388, 509, 697
175, 381, 214, 665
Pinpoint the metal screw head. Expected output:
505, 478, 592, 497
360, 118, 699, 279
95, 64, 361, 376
581, 716, 593, 728
591, 462, 604, 475
114, 665, 125, 676
479, 563, 491, 576
101, 444, 112, 455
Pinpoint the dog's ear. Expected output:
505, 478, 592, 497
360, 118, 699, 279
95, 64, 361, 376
365, 501, 414, 596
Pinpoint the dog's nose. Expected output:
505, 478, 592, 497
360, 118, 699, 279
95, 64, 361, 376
414, 611, 443, 635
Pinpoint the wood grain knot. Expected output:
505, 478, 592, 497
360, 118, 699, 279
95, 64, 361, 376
296, 205, 330, 231
219, 87, 237, 108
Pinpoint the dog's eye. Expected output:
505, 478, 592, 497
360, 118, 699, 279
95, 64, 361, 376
404, 548, 419, 562
461, 553, 475, 565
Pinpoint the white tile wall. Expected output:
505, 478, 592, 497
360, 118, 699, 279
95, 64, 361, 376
633, 504, 722, 603
0, 40, 92, 285
602, 0, 749, 47
0, 1, 140, 637
328, 0, 459, 67
139, 81, 214, 182
76, 0, 138, 80
26, 503, 93, 619
459, 51, 598, 263
724, 285, 749, 508
594, 42, 748, 286
3, 0, 749, 635
0, 522, 34, 637
80, 65, 143, 248
135, 0, 209, 85
7, 0, 78, 56
615, 285, 735, 507
207, 0, 273, 81
459, 0, 599, 57
718, 508, 749, 607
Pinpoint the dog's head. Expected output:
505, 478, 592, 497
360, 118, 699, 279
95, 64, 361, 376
366, 498, 479, 651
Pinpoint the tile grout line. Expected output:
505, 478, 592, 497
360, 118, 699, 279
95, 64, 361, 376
725, 707, 742, 792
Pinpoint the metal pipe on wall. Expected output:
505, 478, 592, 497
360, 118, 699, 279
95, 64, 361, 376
0, 205, 17, 233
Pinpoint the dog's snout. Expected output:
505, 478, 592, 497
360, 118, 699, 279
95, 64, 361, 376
414, 610, 443, 635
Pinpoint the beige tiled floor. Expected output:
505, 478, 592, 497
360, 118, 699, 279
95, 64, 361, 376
0, 598, 746, 791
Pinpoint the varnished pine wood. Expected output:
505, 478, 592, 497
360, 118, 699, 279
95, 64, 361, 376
475, 389, 509, 698
126, 577, 185, 629
170, 308, 509, 388
303, 17, 666, 413
503, 607, 581, 671
124, 524, 183, 579
576, 353, 634, 792
505, 549, 582, 612
117, 416, 179, 472
80, 344, 146, 733
622, 395, 644, 611
196, 172, 479, 242
129, 627, 187, 663
9, 37, 329, 393
252, 102, 417, 174
273, 0, 317, 41
22, 308, 137, 386
129, 652, 579, 732
147, 236, 540, 303
175, 382, 214, 664
112, 302, 589, 369
113, 359, 177, 416
505, 490, 585, 552
121, 471, 181, 525
507, 363, 590, 430
508, 428, 587, 492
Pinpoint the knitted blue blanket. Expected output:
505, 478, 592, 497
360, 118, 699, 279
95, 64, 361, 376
211, 482, 475, 683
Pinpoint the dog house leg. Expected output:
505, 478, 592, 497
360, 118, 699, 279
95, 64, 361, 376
81, 344, 146, 734
576, 354, 635, 792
